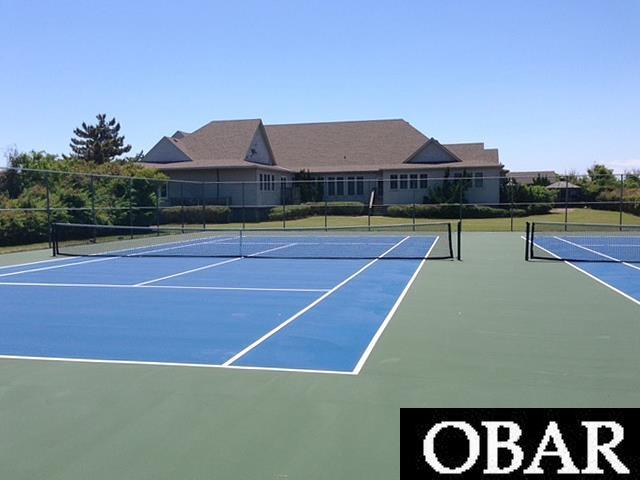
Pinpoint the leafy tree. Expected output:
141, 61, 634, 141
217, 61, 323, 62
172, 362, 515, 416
426, 169, 471, 204
294, 169, 324, 202
532, 174, 551, 186
587, 164, 618, 188
70, 114, 132, 164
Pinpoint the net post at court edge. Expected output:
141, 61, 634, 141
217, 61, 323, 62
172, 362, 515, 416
525, 222, 530, 261
456, 221, 462, 261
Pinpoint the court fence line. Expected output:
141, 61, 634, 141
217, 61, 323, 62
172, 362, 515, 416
2, 166, 639, 250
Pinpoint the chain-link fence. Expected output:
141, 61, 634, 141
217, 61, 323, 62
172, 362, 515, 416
1, 166, 639, 250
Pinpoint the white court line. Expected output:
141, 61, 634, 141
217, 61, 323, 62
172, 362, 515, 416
0, 281, 328, 293
0, 256, 69, 270
222, 236, 412, 366
352, 238, 438, 374
553, 236, 640, 272
523, 236, 640, 308
0, 355, 356, 375
0, 235, 236, 280
133, 243, 298, 286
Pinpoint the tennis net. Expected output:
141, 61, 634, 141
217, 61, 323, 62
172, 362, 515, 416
526, 221, 640, 263
52, 222, 457, 260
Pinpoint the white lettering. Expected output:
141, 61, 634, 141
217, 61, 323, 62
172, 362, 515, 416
423, 422, 480, 474
582, 421, 629, 474
482, 421, 524, 474
524, 421, 579, 474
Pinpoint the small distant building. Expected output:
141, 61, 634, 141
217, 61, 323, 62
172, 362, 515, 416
546, 181, 582, 201
506, 171, 558, 185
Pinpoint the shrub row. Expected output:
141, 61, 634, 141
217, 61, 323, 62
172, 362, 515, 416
386, 204, 551, 219
160, 206, 232, 225
268, 202, 365, 220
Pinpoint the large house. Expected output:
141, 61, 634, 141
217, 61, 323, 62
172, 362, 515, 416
142, 118, 503, 206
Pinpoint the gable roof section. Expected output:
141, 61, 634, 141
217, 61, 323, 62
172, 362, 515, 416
144, 119, 272, 170
143, 118, 502, 173
265, 119, 427, 171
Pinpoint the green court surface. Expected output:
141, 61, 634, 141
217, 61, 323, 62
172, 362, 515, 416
1, 233, 639, 479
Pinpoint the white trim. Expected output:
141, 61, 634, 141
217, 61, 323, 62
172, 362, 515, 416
0, 282, 329, 293
134, 243, 298, 286
0, 256, 68, 270
523, 236, 640, 308
351, 238, 438, 374
222, 236, 412, 366
553, 236, 640, 272
0, 354, 356, 375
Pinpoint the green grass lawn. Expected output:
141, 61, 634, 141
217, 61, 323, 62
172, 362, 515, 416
1, 207, 639, 254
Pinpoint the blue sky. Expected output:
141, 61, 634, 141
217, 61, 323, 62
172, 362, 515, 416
0, 0, 638, 172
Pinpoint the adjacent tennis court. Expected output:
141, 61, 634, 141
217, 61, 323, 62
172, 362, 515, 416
526, 221, 640, 305
0, 222, 456, 373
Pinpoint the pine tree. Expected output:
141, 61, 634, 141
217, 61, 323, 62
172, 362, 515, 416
70, 114, 132, 164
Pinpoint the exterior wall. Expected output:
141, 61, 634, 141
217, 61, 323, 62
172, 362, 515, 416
408, 142, 455, 164
311, 173, 379, 203
144, 137, 191, 164
244, 129, 274, 165
381, 168, 502, 204
162, 168, 259, 206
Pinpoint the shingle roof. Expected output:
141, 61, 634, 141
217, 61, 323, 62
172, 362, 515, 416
149, 119, 266, 170
506, 170, 558, 184
142, 118, 501, 173
547, 181, 581, 189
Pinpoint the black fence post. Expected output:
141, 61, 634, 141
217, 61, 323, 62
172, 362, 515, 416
458, 178, 463, 226
564, 177, 569, 230
412, 189, 416, 231
324, 197, 328, 231
241, 182, 246, 229
155, 182, 161, 234
509, 179, 515, 232
180, 182, 185, 232
90, 174, 97, 241
619, 173, 624, 229
128, 177, 133, 238
45, 172, 52, 248
201, 182, 206, 229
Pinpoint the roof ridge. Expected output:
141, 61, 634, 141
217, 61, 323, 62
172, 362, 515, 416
266, 118, 407, 127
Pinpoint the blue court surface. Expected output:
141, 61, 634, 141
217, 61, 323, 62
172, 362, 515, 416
533, 235, 640, 305
0, 234, 439, 374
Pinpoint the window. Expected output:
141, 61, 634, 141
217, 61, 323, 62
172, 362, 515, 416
419, 174, 428, 189
259, 173, 264, 191
281, 176, 287, 189
409, 174, 418, 189
390, 174, 398, 190
347, 177, 355, 195
336, 177, 344, 195
474, 172, 484, 188
399, 174, 408, 189
453, 172, 463, 179
356, 176, 364, 195
271, 175, 275, 191
159, 183, 168, 199
328, 177, 336, 196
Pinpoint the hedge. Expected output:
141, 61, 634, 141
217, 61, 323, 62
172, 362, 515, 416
386, 204, 532, 219
268, 202, 365, 221
160, 206, 232, 225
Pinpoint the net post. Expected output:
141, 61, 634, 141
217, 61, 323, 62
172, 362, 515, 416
239, 229, 244, 257
525, 222, 530, 261
201, 182, 206, 230
456, 221, 461, 260
51, 222, 57, 257
529, 222, 536, 259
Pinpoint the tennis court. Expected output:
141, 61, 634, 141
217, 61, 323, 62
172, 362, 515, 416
526, 221, 640, 305
0, 222, 456, 374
